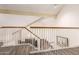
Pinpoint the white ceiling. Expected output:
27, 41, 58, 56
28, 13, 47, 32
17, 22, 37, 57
0, 4, 63, 16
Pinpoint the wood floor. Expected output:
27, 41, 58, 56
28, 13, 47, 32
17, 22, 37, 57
29, 47, 79, 55
0, 44, 37, 55
0, 45, 79, 55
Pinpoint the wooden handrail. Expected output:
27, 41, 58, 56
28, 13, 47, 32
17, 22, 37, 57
30, 26, 79, 29
0, 26, 25, 28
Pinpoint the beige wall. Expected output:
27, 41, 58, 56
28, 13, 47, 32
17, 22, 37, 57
56, 5, 79, 48
57, 5, 79, 27
0, 13, 39, 26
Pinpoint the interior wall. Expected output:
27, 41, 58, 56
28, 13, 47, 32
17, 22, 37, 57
0, 13, 39, 26
57, 4, 79, 27
31, 17, 56, 27
56, 5, 79, 48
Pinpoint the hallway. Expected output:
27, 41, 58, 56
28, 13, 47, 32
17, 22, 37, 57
0, 4, 79, 55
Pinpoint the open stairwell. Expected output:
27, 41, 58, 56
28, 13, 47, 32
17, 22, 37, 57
0, 26, 53, 55
0, 38, 53, 55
